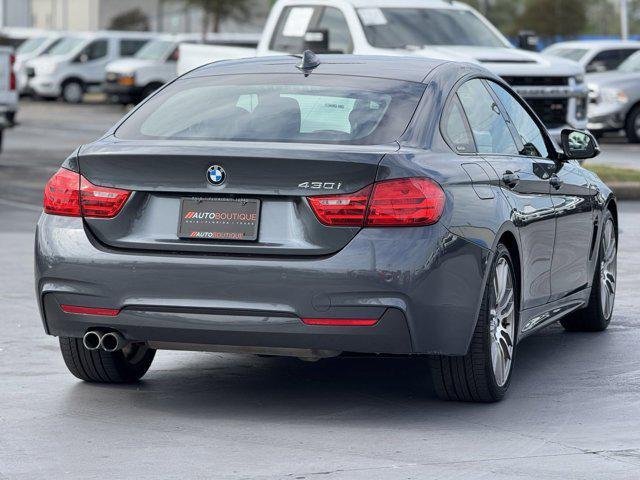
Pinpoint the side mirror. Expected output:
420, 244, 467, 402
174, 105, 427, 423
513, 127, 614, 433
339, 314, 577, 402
303, 29, 330, 53
517, 30, 539, 51
560, 129, 600, 160
75, 53, 89, 63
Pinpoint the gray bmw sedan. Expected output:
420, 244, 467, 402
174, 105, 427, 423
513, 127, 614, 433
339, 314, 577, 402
36, 53, 617, 402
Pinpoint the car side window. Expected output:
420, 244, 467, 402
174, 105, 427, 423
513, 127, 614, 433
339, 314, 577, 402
457, 79, 518, 155
120, 39, 147, 57
442, 95, 476, 154
316, 7, 353, 53
270, 6, 321, 53
588, 49, 638, 72
487, 81, 550, 159
84, 39, 108, 61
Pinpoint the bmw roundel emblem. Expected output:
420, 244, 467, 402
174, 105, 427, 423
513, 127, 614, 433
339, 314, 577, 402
207, 165, 226, 186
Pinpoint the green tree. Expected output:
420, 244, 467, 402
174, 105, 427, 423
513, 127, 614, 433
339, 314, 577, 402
515, 0, 587, 37
459, 0, 525, 36
108, 8, 150, 31
186, 0, 254, 38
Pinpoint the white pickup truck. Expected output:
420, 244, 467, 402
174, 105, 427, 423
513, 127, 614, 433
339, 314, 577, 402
179, 0, 588, 136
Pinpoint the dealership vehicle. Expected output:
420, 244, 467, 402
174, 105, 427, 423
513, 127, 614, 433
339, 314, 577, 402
585, 51, 640, 141
25, 31, 156, 103
180, 0, 589, 137
0, 45, 18, 150
14, 32, 64, 94
544, 40, 640, 73
36, 54, 616, 402
105, 33, 260, 105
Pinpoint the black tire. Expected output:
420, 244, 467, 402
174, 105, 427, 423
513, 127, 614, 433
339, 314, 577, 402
429, 244, 518, 402
561, 210, 617, 332
58, 337, 156, 383
625, 106, 640, 143
61, 80, 85, 104
140, 83, 162, 103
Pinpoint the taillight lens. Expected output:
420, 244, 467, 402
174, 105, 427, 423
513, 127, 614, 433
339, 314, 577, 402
44, 168, 130, 218
307, 184, 372, 226
44, 168, 81, 216
308, 178, 445, 227
366, 178, 445, 226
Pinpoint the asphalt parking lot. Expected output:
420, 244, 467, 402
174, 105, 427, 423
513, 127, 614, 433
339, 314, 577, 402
2, 101, 640, 479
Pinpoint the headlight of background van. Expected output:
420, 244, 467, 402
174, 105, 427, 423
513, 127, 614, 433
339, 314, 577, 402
589, 85, 628, 105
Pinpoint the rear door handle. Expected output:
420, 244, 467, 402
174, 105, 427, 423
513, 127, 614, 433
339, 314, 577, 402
549, 175, 563, 190
502, 171, 520, 189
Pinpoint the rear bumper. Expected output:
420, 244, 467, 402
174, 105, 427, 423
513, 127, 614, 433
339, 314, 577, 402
35, 214, 492, 356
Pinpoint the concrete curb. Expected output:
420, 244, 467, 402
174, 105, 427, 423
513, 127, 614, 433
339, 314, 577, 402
608, 182, 640, 201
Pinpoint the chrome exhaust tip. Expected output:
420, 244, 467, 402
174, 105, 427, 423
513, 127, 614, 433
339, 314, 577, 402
100, 331, 128, 352
82, 331, 102, 351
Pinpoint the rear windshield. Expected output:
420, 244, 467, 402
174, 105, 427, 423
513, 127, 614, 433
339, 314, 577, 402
115, 74, 425, 145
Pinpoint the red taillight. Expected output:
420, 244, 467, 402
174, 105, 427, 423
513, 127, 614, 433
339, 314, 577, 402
366, 178, 445, 226
9, 54, 15, 91
60, 305, 120, 316
307, 184, 372, 226
308, 178, 445, 228
302, 318, 379, 326
44, 168, 130, 218
44, 168, 81, 216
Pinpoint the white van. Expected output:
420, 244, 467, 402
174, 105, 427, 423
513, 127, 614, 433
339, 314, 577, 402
14, 32, 64, 94
0, 46, 18, 151
105, 33, 260, 105
25, 31, 157, 103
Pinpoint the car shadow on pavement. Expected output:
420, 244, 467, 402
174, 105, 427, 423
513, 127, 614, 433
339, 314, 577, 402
59, 323, 619, 424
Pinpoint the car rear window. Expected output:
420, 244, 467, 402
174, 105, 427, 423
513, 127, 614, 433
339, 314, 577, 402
115, 74, 425, 145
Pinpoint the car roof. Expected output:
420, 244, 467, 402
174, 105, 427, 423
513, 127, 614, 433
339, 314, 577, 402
186, 54, 451, 83
545, 40, 640, 50
277, 0, 471, 9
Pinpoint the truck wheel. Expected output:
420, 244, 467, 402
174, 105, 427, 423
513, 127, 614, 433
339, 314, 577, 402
61, 80, 84, 104
140, 83, 162, 102
561, 211, 617, 332
625, 106, 640, 143
58, 337, 156, 383
0, 129, 3, 154
429, 244, 518, 402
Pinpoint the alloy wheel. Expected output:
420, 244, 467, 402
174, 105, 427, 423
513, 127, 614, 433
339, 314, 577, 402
489, 257, 516, 387
600, 219, 617, 320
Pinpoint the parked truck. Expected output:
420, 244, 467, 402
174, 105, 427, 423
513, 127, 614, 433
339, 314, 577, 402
178, 0, 589, 136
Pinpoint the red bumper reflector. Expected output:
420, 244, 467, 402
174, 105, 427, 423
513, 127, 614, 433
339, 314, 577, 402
60, 305, 120, 316
301, 318, 379, 326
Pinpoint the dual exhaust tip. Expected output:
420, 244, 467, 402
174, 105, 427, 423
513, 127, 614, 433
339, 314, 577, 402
82, 330, 128, 352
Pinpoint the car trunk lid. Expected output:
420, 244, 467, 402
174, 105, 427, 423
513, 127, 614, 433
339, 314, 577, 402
78, 138, 395, 256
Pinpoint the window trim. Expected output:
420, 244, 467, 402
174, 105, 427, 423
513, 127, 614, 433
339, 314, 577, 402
440, 93, 477, 155
442, 76, 520, 157
483, 78, 558, 161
